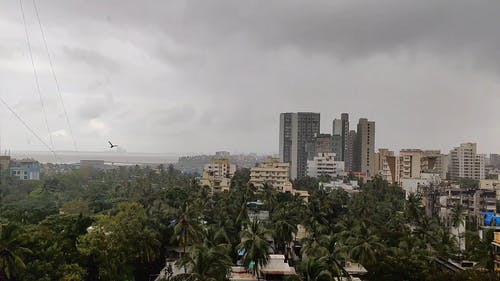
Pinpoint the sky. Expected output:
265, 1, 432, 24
0, 0, 499, 155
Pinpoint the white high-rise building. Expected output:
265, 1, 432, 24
307, 153, 345, 179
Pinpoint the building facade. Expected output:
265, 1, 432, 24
200, 158, 236, 193
373, 149, 398, 183
9, 159, 40, 180
353, 118, 375, 177
449, 143, 485, 180
307, 152, 345, 179
250, 158, 293, 192
345, 130, 356, 172
399, 149, 423, 180
279, 112, 320, 179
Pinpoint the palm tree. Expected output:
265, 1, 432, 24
405, 193, 423, 224
431, 225, 458, 258
238, 220, 271, 280
344, 223, 384, 267
176, 244, 232, 281
0, 224, 31, 281
171, 203, 203, 272
450, 204, 466, 254
272, 207, 298, 260
299, 257, 334, 281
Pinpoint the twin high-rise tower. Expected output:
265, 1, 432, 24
279, 112, 375, 179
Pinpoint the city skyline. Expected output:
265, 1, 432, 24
1, 1, 500, 154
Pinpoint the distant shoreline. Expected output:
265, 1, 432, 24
8, 151, 180, 165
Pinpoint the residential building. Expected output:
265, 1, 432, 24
399, 149, 423, 180
479, 175, 500, 200
307, 152, 345, 179
332, 135, 342, 162
490, 153, 500, 169
373, 149, 398, 183
332, 113, 350, 162
422, 150, 449, 179
200, 158, 236, 193
449, 143, 485, 180
398, 149, 448, 181
401, 173, 441, 198
9, 159, 40, 180
306, 133, 334, 160
279, 112, 320, 179
345, 130, 356, 172
215, 151, 231, 158
353, 118, 375, 177
250, 158, 293, 192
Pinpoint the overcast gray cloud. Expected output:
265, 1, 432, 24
0, 0, 499, 154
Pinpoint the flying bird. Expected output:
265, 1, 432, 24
108, 141, 118, 148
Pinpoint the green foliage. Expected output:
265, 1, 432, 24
0, 223, 31, 280
238, 220, 272, 279
0, 165, 494, 281
293, 176, 319, 191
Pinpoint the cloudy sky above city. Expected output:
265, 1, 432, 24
1, 0, 499, 155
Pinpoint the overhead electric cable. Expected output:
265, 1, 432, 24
0, 96, 57, 159
18, 0, 56, 153
32, 0, 78, 152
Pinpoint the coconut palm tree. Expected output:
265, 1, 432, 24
344, 223, 384, 267
176, 244, 232, 281
238, 220, 271, 280
272, 207, 298, 259
450, 203, 466, 254
405, 193, 424, 224
171, 203, 203, 272
0, 224, 31, 281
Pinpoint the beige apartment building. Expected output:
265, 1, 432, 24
373, 149, 398, 183
398, 149, 448, 181
250, 158, 293, 192
399, 149, 423, 179
449, 143, 485, 180
200, 158, 236, 193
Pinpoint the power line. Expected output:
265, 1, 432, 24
32, 0, 78, 152
0, 96, 57, 159
18, 0, 55, 153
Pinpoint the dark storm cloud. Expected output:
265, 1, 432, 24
0, 0, 499, 154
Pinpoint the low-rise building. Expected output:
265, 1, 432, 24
306, 152, 345, 179
260, 254, 296, 280
479, 175, 500, 200
9, 159, 40, 180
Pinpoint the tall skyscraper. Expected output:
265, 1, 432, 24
332, 113, 349, 161
341, 113, 349, 161
279, 113, 293, 164
449, 143, 485, 180
353, 118, 375, 177
279, 112, 320, 179
346, 130, 356, 171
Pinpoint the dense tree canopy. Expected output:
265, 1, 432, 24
0, 165, 498, 281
